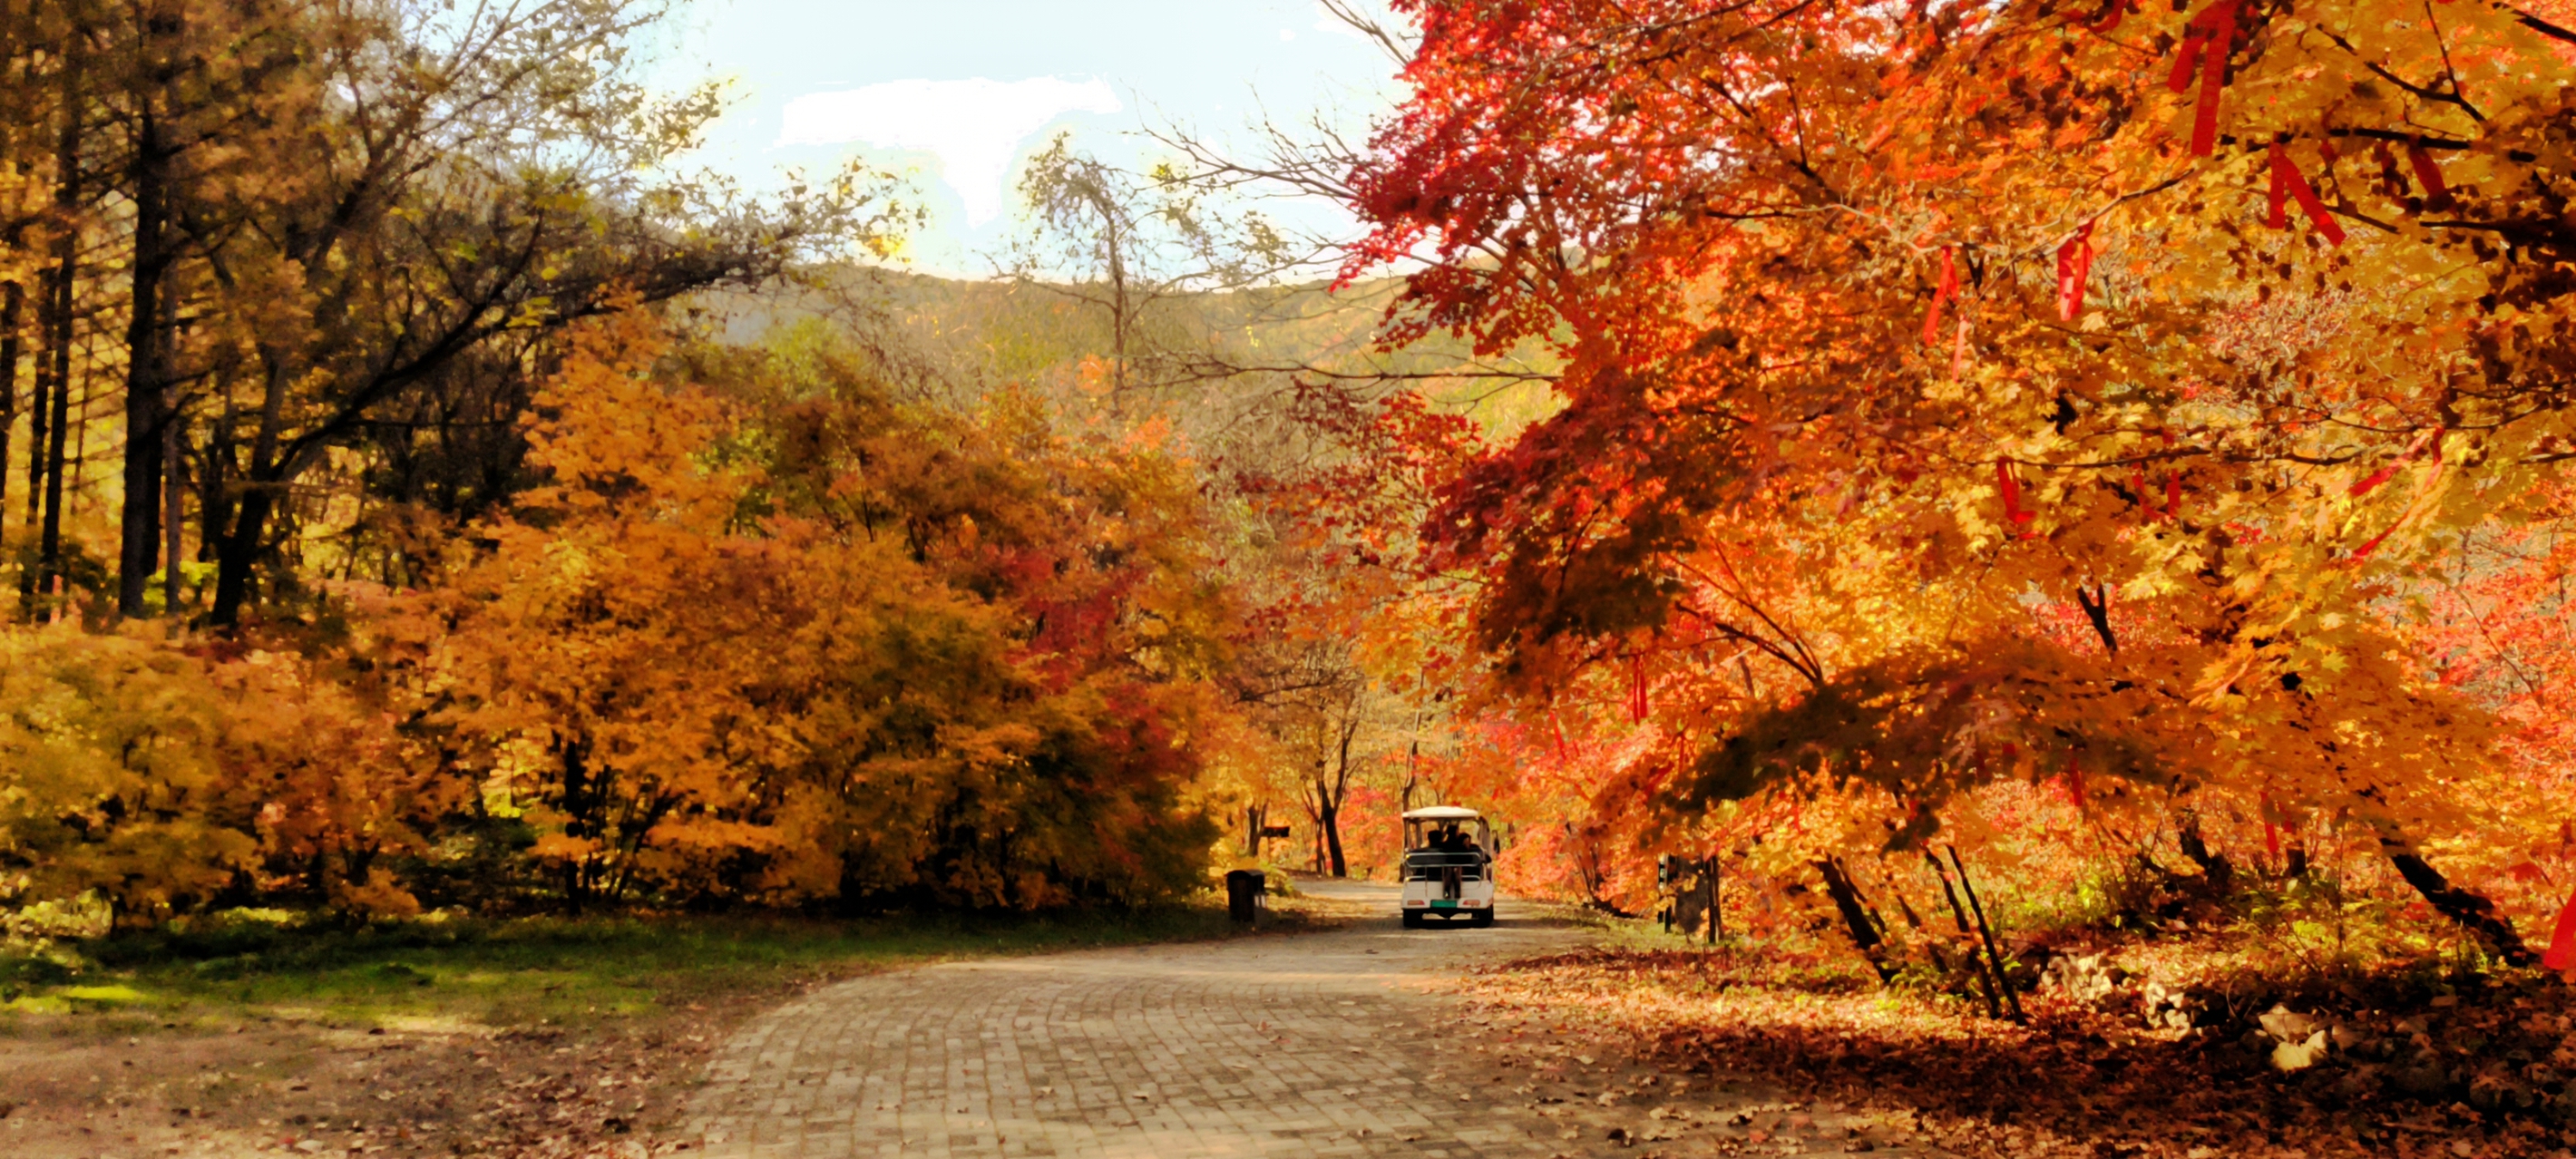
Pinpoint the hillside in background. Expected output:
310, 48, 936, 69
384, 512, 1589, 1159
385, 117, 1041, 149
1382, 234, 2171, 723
698, 265, 1563, 457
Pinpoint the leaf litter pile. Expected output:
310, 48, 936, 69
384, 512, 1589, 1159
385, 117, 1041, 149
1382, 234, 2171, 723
1454, 943, 2576, 1159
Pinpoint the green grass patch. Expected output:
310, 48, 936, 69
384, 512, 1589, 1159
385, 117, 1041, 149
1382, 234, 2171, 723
1, 900, 1290, 1031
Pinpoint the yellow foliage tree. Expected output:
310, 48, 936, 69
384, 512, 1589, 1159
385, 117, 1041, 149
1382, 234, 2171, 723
0, 625, 253, 926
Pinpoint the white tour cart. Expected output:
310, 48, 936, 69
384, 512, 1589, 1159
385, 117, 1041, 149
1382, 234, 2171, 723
1400, 805, 1497, 928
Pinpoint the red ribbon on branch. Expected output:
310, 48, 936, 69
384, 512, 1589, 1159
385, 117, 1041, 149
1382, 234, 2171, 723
1922, 247, 1959, 346
2349, 524, 2400, 562
2348, 433, 2445, 561
2350, 427, 2442, 497
1627, 653, 1649, 724
2405, 139, 2455, 209
2268, 142, 2347, 246
2168, 1, 2239, 157
1996, 461, 2037, 537
2056, 220, 2096, 321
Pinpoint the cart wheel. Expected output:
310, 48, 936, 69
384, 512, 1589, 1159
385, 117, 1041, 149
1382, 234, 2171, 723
1470, 910, 1495, 928
1401, 911, 1424, 929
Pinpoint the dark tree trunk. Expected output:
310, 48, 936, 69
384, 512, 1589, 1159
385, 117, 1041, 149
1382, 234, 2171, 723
2385, 844, 2534, 965
1321, 801, 1347, 878
1706, 855, 1722, 944
36, 252, 73, 601
119, 105, 171, 618
0, 278, 21, 543
1816, 857, 1896, 982
1927, 850, 2004, 1019
558, 735, 593, 914
1947, 846, 2025, 1020
162, 407, 183, 614
209, 481, 269, 626
2177, 812, 2235, 895
34, 39, 80, 608
197, 411, 227, 562
20, 275, 48, 605
211, 357, 294, 627
1400, 726, 1420, 813
1306, 710, 1361, 879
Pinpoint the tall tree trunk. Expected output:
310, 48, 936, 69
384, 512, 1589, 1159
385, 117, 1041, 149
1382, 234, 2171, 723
197, 402, 227, 563
558, 735, 592, 914
1105, 203, 1127, 403
162, 405, 182, 615
19, 274, 49, 606
0, 278, 21, 548
119, 103, 171, 617
1322, 707, 1361, 878
34, 35, 81, 607
36, 258, 74, 606
1400, 719, 1420, 813
210, 482, 269, 625
22, 278, 47, 550
210, 360, 293, 627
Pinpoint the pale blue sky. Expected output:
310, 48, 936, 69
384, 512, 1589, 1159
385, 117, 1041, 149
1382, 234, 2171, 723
654, 0, 1407, 275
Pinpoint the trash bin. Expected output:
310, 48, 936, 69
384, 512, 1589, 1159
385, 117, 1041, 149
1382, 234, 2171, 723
1225, 869, 1266, 923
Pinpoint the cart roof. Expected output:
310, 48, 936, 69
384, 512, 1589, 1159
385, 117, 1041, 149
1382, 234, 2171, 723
1401, 806, 1483, 822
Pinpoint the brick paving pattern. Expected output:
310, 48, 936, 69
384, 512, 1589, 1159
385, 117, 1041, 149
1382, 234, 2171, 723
684, 883, 1945, 1158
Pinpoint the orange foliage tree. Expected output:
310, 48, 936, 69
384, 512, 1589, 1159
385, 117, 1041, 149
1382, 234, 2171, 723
1337, 0, 2576, 960
2, 301, 1243, 926
379, 313, 1230, 912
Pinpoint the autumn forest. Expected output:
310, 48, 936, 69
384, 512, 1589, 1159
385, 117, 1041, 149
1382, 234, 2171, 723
5, 0, 2576, 1153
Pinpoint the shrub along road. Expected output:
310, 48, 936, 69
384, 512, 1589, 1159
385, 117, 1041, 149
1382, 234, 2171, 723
682, 881, 1932, 1158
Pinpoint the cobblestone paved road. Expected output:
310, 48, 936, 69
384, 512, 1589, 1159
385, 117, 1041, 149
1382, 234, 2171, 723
685, 881, 1586, 1159
684, 881, 1939, 1159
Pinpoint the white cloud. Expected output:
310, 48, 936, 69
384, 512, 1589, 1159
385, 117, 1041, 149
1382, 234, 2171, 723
777, 76, 1121, 224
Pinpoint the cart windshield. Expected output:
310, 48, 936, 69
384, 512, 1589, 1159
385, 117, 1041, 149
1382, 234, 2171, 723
1402, 814, 1495, 853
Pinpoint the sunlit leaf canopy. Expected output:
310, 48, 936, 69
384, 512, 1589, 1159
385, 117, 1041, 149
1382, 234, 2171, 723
1297, 0, 2576, 955
0, 0, 2568, 979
